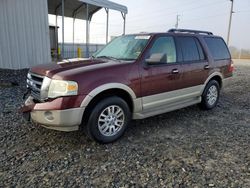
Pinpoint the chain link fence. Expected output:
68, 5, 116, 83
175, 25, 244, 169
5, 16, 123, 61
55, 43, 105, 59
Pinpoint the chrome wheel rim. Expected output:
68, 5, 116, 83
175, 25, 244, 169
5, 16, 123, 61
206, 85, 218, 106
98, 105, 125, 137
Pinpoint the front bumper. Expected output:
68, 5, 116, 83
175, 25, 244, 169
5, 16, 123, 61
19, 96, 85, 132
31, 108, 85, 131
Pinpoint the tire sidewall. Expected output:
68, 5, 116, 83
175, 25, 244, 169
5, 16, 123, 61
202, 80, 220, 109
87, 96, 131, 143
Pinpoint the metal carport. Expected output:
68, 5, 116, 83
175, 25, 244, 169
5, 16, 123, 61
47, 0, 128, 58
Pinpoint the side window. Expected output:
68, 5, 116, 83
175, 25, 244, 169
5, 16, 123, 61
149, 37, 177, 63
195, 38, 205, 60
204, 37, 230, 60
177, 37, 201, 62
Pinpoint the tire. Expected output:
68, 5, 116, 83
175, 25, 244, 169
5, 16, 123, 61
85, 96, 131, 143
200, 80, 220, 110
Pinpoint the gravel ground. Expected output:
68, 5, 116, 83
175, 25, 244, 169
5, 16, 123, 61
0, 60, 250, 187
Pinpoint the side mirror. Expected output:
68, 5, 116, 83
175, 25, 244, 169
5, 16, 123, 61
145, 53, 167, 64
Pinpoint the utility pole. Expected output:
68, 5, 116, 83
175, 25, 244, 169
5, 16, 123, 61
175, 14, 180, 29
227, 0, 234, 45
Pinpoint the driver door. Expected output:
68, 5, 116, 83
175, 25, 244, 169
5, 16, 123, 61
140, 36, 183, 110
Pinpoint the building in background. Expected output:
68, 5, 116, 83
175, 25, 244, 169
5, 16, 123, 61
0, 0, 51, 69
0, 0, 127, 69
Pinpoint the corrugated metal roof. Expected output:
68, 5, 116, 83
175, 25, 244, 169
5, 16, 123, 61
48, 0, 127, 20
0, 0, 51, 69
80, 0, 127, 13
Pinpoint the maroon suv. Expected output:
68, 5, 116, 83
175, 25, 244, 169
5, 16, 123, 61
20, 29, 233, 143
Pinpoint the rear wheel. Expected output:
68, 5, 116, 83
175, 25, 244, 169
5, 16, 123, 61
86, 96, 131, 143
200, 80, 220, 110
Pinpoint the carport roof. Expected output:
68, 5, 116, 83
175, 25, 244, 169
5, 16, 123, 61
48, 0, 128, 20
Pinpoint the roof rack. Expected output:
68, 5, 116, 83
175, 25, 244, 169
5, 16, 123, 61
168, 29, 213, 35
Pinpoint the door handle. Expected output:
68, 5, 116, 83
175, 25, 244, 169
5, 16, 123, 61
172, 69, 179, 74
204, 65, 210, 70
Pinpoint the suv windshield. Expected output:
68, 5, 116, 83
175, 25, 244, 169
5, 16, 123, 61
94, 35, 150, 60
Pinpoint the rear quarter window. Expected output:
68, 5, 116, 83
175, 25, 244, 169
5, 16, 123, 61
204, 37, 230, 60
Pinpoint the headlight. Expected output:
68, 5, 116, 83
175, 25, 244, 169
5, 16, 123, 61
41, 77, 52, 100
48, 80, 78, 98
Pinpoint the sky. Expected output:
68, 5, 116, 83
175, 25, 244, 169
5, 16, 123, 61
49, 0, 250, 49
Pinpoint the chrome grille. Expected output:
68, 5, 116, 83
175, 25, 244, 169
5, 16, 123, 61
27, 72, 44, 100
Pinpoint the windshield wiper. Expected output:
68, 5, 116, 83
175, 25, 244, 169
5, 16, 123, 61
118, 58, 136, 61
95, 56, 118, 61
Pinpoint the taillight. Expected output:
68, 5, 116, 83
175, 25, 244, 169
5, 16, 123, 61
229, 60, 234, 72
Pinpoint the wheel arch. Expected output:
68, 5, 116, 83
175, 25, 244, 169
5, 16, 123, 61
80, 83, 139, 126
204, 72, 223, 89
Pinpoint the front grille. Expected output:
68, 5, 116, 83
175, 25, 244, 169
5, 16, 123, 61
27, 72, 44, 100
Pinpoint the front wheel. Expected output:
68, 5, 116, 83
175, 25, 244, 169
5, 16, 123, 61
86, 96, 131, 143
200, 80, 220, 110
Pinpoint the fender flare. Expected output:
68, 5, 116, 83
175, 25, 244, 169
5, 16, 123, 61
80, 83, 137, 108
204, 72, 223, 86
201, 72, 223, 94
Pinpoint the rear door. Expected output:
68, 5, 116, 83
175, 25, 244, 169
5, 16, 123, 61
175, 36, 209, 94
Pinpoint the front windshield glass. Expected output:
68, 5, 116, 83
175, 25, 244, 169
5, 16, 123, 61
94, 35, 150, 60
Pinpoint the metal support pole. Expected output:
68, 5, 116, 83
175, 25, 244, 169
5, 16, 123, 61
105, 8, 109, 44
227, 0, 234, 45
124, 15, 126, 35
55, 15, 58, 57
61, 0, 65, 58
73, 18, 75, 57
121, 12, 126, 35
86, 4, 89, 57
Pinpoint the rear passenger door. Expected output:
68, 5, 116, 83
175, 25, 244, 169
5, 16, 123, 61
175, 36, 209, 93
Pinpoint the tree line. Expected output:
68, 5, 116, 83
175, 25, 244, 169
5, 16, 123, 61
229, 46, 250, 59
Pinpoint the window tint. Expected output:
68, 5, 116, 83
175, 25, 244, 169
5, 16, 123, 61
177, 37, 200, 61
204, 37, 230, 60
195, 38, 205, 60
149, 37, 176, 63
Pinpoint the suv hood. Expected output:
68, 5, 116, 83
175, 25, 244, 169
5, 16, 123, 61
30, 58, 122, 78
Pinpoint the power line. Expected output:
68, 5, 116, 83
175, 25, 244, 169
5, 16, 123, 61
110, 0, 200, 22
129, 0, 199, 18
236, 9, 250, 13
91, 21, 121, 27
180, 11, 229, 23
236, 11, 250, 14
123, 0, 228, 24
237, 8, 250, 12
128, 11, 230, 33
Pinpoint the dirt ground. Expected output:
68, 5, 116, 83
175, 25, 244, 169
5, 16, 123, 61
0, 59, 250, 187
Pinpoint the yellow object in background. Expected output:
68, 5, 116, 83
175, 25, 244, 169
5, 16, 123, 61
77, 48, 82, 58
58, 47, 61, 56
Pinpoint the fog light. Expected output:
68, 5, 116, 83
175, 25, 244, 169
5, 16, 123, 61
44, 111, 54, 121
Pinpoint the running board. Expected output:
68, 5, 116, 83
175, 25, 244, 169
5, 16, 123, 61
133, 97, 201, 119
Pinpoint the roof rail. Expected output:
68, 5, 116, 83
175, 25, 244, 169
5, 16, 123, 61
168, 29, 213, 35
